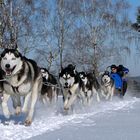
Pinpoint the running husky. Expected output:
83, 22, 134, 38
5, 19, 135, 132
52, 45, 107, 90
78, 71, 100, 105
0, 48, 42, 126
101, 71, 115, 100
59, 64, 82, 110
40, 68, 58, 104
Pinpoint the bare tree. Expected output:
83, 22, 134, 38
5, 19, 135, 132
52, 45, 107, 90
0, 0, 137, 73
0, 0, 16, 48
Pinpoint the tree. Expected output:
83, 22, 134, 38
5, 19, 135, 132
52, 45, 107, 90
0, 0, 16, 48
136, 7, 140, 24
132, 6, 140, 32
0, 0, 136, 73
62, 0, 131, 75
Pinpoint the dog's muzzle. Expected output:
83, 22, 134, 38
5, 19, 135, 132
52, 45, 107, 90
64, 82, 71, 89
5, 65, 16, 76
104, 79, 108, 83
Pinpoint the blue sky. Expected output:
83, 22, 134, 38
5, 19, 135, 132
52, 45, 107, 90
128, 0, 140, 22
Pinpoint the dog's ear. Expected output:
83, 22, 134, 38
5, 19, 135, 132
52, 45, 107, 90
73, 65, 77, 71
67, 64, 75, 70
85, 72, 88, 75
70, 65, 77, 74
59, 67, 63, 76
40, 67, 45, 72
73, 66, 77, 75
14, 50, 21, 57
104, 71, 110, 75
14, 44, 18, 50
45, 68, 49, 74
73, 69, 76, 74
14, 44, 22, 57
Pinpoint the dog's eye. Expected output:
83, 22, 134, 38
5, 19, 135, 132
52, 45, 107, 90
12, 58, 16, 60
3, 57, 7, 60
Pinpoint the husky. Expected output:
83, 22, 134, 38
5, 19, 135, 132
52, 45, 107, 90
59, 64, 82, 110
78, 71, 100, 105
40, 68, 58, 104
0, 48, 42, 126
101, 71, 115, 100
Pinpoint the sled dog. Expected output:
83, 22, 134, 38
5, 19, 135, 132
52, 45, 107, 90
0, 48, 42, 126
78, 71, 100, 105
59, 64, 82, 110
40, 68, 58, 104
101, 71, 115, 100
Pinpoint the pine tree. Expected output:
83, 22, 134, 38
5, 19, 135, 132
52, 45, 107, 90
137, 15, 140, 24
136, 7, 140, 25
132, 7, 140, 32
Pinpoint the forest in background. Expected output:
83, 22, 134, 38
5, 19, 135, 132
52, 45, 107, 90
0, 0, 140, 75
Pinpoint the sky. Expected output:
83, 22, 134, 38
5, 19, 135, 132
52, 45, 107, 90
128, 0, 140, 22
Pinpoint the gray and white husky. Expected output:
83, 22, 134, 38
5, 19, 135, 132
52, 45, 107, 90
40, 68, 58, 104
101, 71, 115, 100
0, 48, 42, 126
78, 71, 100, 105
59, 64, 82, 110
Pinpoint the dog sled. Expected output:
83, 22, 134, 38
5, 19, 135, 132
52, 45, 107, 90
105, 65, 129, 97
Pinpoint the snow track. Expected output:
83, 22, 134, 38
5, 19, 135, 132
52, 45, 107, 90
0, 94, 139, 140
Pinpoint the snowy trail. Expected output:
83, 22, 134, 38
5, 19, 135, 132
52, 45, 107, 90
0, 94, 139, 140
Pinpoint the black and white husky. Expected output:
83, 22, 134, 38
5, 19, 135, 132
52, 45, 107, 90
0, 48, 42, 126
59, 64, 82, 110
101, 71, 115, 100
40, 68, 58, 104
78, 71, 100, 105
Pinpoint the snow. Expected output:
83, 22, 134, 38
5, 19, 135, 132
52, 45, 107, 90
0, 92, 140, 140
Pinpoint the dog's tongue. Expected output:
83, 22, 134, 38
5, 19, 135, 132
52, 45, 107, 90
6, 69, 12, 75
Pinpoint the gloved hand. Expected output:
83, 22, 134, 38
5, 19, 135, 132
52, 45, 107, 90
118, 88, 122, 91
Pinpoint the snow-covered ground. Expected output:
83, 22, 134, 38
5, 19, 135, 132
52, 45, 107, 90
0, 90, 140, 140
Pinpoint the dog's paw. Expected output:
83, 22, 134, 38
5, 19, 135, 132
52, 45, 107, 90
105, 95, 109, 100
15, 106, 21, 115
3, 109, 11, 119
24, 119, 32, 126
97, 98, 100, 102
4, 112, 10, 119
64, 106, 69, 111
